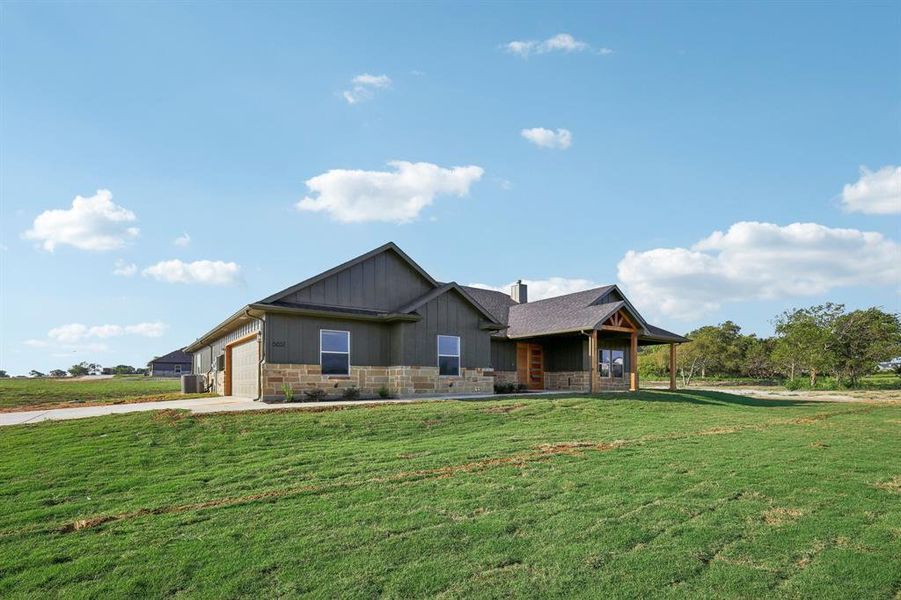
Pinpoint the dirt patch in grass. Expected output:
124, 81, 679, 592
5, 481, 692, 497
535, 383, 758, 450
763, 507, 805, 526
481, 403, 527, 414
873, 475, 901, 493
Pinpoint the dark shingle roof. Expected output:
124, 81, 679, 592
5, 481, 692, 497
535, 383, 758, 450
151, 349, 192, 364
506, 286, 619, 338
460, 286, 518, 325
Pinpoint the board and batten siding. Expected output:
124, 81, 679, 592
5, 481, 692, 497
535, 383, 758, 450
192, 319, 262, 375
392, 289, 491, 368
490, 339, 517, 371
266, 313, 391, 366
280, 250, 433, 311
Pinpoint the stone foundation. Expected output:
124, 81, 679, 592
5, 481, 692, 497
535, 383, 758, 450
491, 370, 519, 387
262, 363, 493, 400
545, 371, 591, 392
597, 376, 631, 391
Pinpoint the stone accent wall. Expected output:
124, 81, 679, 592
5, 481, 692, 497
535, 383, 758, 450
491, 370, 519, 387
262, 363, 493, 400
386, 366, 494, 397
545, 371, 591, 392
597, 377, 631, 391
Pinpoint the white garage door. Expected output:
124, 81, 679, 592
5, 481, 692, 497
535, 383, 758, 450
230, 339, 259, 399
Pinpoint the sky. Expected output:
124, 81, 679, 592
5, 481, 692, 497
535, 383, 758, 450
1, 1, 899, 375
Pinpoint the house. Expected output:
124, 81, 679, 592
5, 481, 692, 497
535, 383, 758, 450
184, 243, 687, 400
148, 349, 192, 377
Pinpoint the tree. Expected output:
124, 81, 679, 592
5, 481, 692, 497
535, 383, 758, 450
28, 370, 46, 378
49, 369, 68, 378
113, 364, 136, 375
68, 362, 91, 377
772, 303, 844, 387
743, 336, 776, 379
0, 370, 8, 378
830, 308, 901, 387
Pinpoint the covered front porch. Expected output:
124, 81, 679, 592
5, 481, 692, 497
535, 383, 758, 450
506, 308, 681, 393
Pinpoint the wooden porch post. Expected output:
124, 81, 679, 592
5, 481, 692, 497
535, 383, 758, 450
669, 343, 677, 391
629, 330, 639, 392
588, 330, 598, 394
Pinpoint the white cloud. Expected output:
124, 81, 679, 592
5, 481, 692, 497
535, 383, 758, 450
113, 259, 137, 277
841, 165, 901, 215
142, 259, 242, 285
617, 221, 901, 320
468, 277, 601, 302
343, 73, 391, 104
23, 189, 139, 251
521, 127, 572, 150
45, 321, 168, 343
174, 232, 191, 247
505, 33, 608, 58
296, 160, 484, 223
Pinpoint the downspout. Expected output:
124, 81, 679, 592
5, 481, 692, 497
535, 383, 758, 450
244, 309, 265, 401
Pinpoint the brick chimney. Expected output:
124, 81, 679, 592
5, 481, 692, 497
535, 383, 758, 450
511, 280, 528, 303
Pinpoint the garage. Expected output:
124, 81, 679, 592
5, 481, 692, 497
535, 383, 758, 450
229, 338, 259, 398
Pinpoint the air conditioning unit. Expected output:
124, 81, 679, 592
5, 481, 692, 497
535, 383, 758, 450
181, 374, 204, 394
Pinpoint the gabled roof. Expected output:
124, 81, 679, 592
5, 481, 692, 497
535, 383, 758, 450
461, 286, 518, 325
151, 349, 192, 364
258, 242, 438, 305
506, 286, 626, 338
397, 283, 506, 328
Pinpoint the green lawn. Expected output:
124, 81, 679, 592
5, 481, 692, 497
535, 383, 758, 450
0, 377, 211, 411
0, 391, 898, 598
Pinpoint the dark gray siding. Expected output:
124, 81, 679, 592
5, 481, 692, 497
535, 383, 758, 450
544, 337, 589, 372
266, 313, 391, 366
392, 289, 491, 368
192, 319, 261, 375
490, 339, 517, 371
281, 250, 433, 311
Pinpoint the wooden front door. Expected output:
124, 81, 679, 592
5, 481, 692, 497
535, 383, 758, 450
517, 343, 544, 390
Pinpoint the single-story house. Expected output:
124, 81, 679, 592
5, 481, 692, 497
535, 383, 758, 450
185, 242, 687, 400
148, 349, 192, 377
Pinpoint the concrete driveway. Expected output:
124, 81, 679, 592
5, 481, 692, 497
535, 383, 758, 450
0, 391, 541, 427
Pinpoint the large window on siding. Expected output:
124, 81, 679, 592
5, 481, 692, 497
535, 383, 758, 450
437, 335, 461, 376
320, 330, 350, 375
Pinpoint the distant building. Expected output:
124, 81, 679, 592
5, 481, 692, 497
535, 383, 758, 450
148, 349, 192, 377
877, 357, 901, 372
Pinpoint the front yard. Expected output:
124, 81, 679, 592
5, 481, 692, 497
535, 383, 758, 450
0, 391, 898, 597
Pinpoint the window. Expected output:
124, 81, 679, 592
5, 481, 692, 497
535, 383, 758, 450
174, 364, 182, 374
217, 354, 225, 371
611, 350, 625, 378
599, 350, 611, 377
320, 330, 350, 375
599, 348, 625, 379
437, 335, 461, 376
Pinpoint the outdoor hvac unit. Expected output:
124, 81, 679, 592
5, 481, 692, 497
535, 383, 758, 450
181, 374, 204, 394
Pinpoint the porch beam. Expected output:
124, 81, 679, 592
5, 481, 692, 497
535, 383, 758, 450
601, 325, 636, 333
630, 330, 639, 392
588, 330, 599, 394
669, 343, 677, 391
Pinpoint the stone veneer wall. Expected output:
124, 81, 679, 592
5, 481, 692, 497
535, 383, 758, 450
491, 371, 519, 387
262, 363, 493, 400
545, 371, 591, 392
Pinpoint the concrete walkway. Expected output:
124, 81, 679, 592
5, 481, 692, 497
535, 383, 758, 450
0, 391, 575, 427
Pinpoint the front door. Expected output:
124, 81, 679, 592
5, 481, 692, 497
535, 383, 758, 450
517, 343, 544, 390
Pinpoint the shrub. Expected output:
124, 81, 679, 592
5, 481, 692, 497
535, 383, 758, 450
377, 385, 391, 399
783, 378, 802, 391
341, 387, 360, 401
304, 388, 327, 402
281, 383, 294, 402
516, 383, 528, 392
494, 382, 517, 394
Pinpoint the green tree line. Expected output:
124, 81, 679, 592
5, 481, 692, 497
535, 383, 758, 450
639, 303, 901, 388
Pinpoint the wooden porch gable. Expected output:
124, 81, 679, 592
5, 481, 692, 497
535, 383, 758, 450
600, 308, 638, 333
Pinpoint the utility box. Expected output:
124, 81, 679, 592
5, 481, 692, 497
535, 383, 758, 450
181, 374, 204, 394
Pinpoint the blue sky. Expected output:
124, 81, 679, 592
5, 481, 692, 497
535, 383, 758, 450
1, 1, 899, 375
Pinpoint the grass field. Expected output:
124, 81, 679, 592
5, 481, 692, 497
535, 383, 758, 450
0, 391, 898, 598
0, 376, 212, 412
